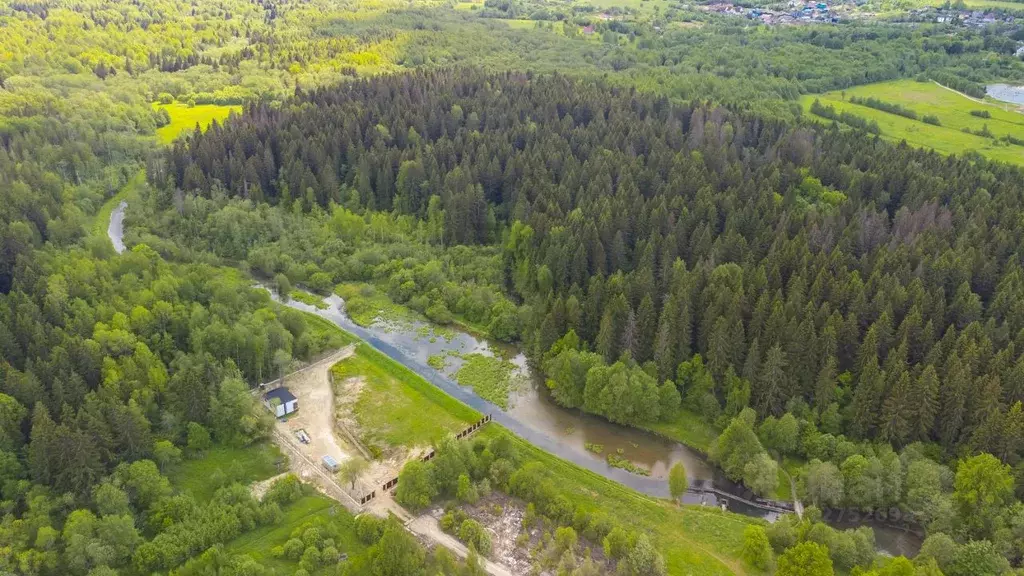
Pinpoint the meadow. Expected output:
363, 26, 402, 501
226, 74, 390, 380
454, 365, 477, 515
801, 79, 1024, 165
330, 342, 479, 451
153, 102, 243, 144
169, 443, 283, 502
223, 494, 368, 573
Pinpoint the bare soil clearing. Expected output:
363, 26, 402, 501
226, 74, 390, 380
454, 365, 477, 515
408, 512, 517, 576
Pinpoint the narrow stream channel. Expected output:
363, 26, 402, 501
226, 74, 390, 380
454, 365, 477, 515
104, 206, 920, 557
107, 201, 128, 254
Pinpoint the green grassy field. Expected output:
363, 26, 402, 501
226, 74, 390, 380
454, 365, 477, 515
801, 79, 1024, 166
961, 0, 1024, 9
153, 102, 242, 144
335, 282, 419, 327
169, 443, 283, 502
224, 494, 367, 572
479, 426, 762, 575
331, 343, 478, 452
644, 408, 722, 454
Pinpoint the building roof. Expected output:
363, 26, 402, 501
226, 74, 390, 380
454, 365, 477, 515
264, 387, 297, 404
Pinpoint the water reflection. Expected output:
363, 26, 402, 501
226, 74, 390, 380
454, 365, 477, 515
258, 285, 922, 556
107, 201, 127, 253
986, 84, 1024, 106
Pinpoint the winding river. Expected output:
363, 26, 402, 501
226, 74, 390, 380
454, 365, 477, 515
106, 207, 921, 557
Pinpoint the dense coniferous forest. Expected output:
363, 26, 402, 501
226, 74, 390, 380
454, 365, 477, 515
155, 69, 1024, 456
148, 71, 1024, 573
7, 0, 1024, 572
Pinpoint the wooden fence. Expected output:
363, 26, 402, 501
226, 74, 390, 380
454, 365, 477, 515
360, 414, 492, 503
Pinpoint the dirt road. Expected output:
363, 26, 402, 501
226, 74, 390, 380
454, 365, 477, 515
274, 346, 355, 472
266, 346, 364, 510
407, 513, 517, 576
265, 346, 519, 575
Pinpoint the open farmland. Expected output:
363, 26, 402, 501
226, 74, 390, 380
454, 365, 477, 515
801, 79, 1024, 165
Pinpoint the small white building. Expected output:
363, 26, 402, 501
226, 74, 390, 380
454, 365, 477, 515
263, 387, 298, 417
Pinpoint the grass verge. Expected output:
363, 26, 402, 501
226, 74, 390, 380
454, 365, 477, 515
644, 408, 721, 454
331, 343, 477, 451
90, 169, 145, 238
169, 443, 282, 503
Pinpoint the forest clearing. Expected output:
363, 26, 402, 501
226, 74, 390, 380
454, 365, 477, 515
153, 101, 243, 143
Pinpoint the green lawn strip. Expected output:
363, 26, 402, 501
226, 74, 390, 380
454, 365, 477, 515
287, 307, 358, 349
290, 290, 328, 309
224, 494, 367, 571
90, 169, 145, 237
773, 467, 794, 502
153, 102, 242, 144
478, 426, 760, 576
169, 443, 282, 503
331, 343, 477, 450
452, 353, 517, 409
643, 408, 721, 454
335, 282, 419, 327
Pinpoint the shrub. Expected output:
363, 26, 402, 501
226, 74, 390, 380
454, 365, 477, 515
458, 519, 492, 555
264, 474, 304, 505
356, 514, 385, 544
283, 537, 305, 560
742, 525, 774, 570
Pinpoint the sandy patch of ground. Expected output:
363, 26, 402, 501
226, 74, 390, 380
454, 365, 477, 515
249, 472, 291, 501
410, 510, 517, 576
265, 347, 367, 509
333, 373, 431, 488
275, 347, 353, 470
